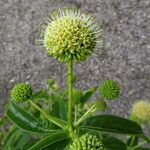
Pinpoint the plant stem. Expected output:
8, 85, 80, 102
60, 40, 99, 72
75, 103, 96, 126
68, 60, 73, 127
28, 100, 67, 130
132, 141, 148, 150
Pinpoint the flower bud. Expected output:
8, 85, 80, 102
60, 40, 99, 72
99, 80, 120, 100
11, 83, 32, 102
95, 100, 107, 111
69, 133, 104, 150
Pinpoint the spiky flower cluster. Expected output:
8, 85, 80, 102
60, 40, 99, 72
73, 89, 83, 104
132, 100, 150, 123
69, 133, 104, 150
11, 83, 32, 102
99, 80, 120, 100
41, 8, 103, 62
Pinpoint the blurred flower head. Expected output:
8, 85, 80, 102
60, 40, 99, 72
132, 100, 150, 123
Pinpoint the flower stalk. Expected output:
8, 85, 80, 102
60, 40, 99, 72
67, 60, 74, 137
75, 103, 97, 127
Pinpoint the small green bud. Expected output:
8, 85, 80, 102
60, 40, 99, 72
69, 133, 104, 150
96, 100, 107, 111
132, 100, 150, 123
47, 79, 55, 86
99, 80, 120, 100
11, 83, 32, 102
73, 89, 83, 104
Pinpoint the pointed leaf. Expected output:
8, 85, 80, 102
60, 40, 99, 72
7, 102, 58, 134
29, 130, 69, 150
81, 115, 144, 135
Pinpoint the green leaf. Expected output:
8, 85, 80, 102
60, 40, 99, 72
81, 115, 144, 135
7, 102, 59, 134
3, 126, 19, 149
135, 148, 150, 150
43, 139, 70, 150
103, 136, 127, 150
28, 130, 69, 150
50, 93, 67, 121
13, 131, 30, 149
81, 86, 97, 106
127, 136, 139, 147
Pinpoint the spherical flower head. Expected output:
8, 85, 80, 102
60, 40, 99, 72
96, 100, 107, 111
73, 89, 83, 104
11, 83, 32, 102
99, 80, 120, 100
132, 100, 150, 123
40, 8, 103, 62
69, 133, 104, 150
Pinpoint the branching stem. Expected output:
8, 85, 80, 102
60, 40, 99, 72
75, 103, 96, 127
29, 100, 67, 130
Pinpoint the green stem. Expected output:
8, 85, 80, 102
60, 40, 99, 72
75, 103, 96, 127
132, 141, 148, 150
67, 60, 76, 139
68, 60, 73, 127
29, 100, 67, 130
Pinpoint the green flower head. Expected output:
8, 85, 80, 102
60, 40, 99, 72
69, 133, 104, 150
11, 83, 32, 102
99, 80, 120, 100
132, 100, 150, 123
40, 8, 103, 62
96, 100, 107, 111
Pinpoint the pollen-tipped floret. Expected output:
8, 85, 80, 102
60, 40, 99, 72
132, 100, 150, 123
41, 8, 103, 62
73, 89, 83, 104
99, 80, 120, 100
11, 83, 32, 102
69, 133, 104, 150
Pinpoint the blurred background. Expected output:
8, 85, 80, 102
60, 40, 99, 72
0, 0, 150, 125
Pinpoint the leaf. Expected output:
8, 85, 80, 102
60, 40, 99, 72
13, 131, 30, 149
103, 136, 127, 150
3, 126, 19, 149
43, 139, 70, 150
7, 102, 59, 134
28, 130, 69, 150
81, 86, 97, 106
81, 115, 144, 135
135, 148, 150, 150
127, 136, 139, 147
50, 93, 67, 121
